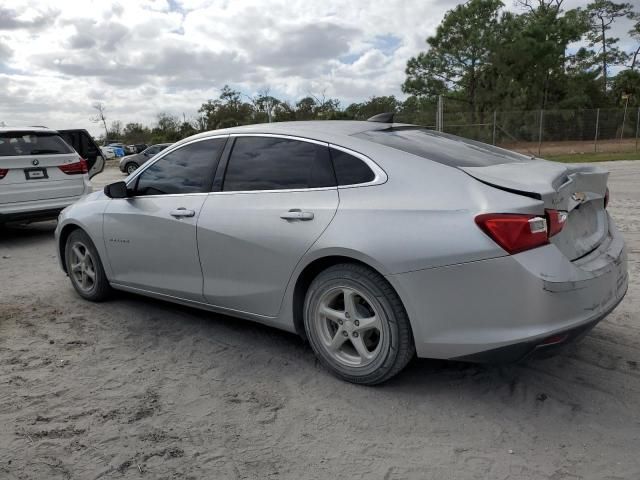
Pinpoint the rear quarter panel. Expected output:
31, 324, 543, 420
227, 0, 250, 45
318, 151, 543, 275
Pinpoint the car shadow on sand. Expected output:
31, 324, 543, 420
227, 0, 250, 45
110, 287, 616, 404
0, 220, 57, 244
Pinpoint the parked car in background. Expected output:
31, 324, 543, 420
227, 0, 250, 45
0, 127, 104, 225
100, 146, 116, 159
118, 143, 171, 174
55, 119, 627, 385
125, 144, 148, 154
107, 143, 126, 157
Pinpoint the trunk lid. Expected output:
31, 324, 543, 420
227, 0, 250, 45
461, 160, 609, 261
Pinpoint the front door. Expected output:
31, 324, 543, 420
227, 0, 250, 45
103, 137, 227, 301
198, 135, 339, 317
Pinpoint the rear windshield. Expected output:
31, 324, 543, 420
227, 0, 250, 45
0, 132, 74, 157
354, 128, 530, 168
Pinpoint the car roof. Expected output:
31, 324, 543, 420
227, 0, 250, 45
179, 120, 415, 145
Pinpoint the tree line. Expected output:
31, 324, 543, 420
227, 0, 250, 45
404, 0, 639, 114
95, 0, 640, 145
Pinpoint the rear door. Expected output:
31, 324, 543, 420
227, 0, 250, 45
103, 137, 227, 300
198, 135, 339, 317
58, 129, 105, 178
0, 130, 86, 205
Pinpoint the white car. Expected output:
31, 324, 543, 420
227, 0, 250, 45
0, 127, 104, 225
100, 146, 116, 159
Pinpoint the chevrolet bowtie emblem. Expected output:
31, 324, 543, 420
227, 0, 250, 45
571, 192, 586, 203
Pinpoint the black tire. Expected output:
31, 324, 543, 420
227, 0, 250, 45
303, 263, 415, 385
125, 162, 139, 175
64, 229, 111, 301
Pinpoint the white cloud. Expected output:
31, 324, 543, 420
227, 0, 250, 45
0, 0, 636, 136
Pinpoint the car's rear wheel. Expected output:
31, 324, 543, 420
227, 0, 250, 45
126, 162, 139, 175
304, 263, 415, 385
65, 229, 111, 301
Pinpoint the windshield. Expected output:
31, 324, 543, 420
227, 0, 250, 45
354, 128, 531, 168
0, 132, 74, 157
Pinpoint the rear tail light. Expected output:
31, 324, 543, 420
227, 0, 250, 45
604, 187, 609, 209
475, 209, 567, 254
545, 209, 567, 237
0, 168, 7, 179
58, 158, 88, 175
475, 214, 549, 254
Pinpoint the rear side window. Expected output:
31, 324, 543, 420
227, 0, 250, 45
135, 138, 226, 196
330, 148, 375, 185
354, 128, 528, 168
0, 132, 74, 157
223, 136, 336, 191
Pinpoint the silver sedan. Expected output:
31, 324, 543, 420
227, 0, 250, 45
55, 119, 628, 384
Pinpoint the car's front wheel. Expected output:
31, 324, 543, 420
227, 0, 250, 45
304, 263, 415, 385
126, 162, 139, 175
64, 229, 111, 301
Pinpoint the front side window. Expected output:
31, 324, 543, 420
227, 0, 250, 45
223, 136, 335, 192
135, 138, 226, 196
0, 132, 73, 157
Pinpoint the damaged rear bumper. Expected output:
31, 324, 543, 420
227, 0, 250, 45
451, 289, 626, 363
389, 214, 628, 361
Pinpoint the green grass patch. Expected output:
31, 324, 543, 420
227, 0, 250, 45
546, 151, 640, 163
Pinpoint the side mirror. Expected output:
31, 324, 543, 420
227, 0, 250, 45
104, 181, 129, 199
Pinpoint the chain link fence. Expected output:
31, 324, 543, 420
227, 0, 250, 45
396, 97, 640, 157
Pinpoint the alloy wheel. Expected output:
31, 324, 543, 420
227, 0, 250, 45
313, 286, 384, 367
69, 241, 96, 293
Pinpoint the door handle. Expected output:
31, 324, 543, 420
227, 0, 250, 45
280, 209, 314, 221
170, 207, 196, 218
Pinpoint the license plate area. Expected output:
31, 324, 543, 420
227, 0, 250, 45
24, 167, 48, 180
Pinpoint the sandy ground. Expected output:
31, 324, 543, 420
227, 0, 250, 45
1, 161, 639, 480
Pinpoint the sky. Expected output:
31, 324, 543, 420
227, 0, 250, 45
0, 0, 637, 136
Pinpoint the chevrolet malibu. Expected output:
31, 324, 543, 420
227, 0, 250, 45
55, 119, 628, 384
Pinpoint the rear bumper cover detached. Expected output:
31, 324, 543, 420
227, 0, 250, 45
389, 214, 628, 361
